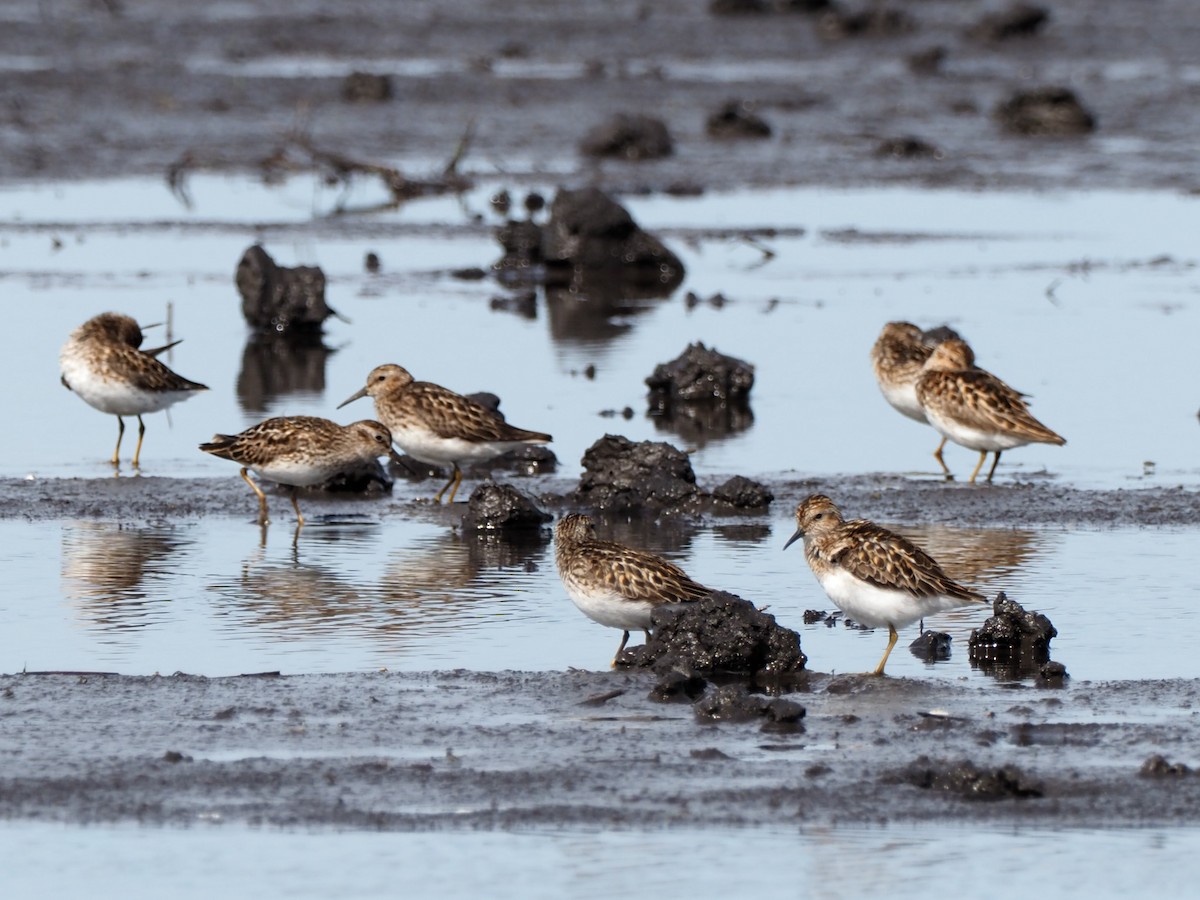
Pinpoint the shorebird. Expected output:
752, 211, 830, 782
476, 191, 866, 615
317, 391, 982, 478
916, 338, 1064, 483
200, 416, 400, 526
60, 312, 208, 468
337, 363, 552, 503
784, 494, 987, 675
555, 513, 711, 666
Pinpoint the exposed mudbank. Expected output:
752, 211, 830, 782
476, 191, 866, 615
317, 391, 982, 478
5, 670, 1200, 829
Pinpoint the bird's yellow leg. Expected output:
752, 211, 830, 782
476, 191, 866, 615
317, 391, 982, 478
240, 467, 270, 525
968, 450, 988, 484
289, 487, 305, 527
872, 624, 899, 676
933, 437, 951, 477
131, 415, 147, 468
111, 416, 125, 467
437, 465, 464, 504
985, 451, 1002, 483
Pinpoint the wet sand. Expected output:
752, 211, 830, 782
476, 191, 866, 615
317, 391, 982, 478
4, 0, 1200, 831
6, 669, 1200, 829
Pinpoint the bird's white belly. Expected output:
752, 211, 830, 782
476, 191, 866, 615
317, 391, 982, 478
391, 424, 519, 466
880, 381, 926, 423
562, 579, 655, 632
62, 357, 187, 416
924, 408, 1027, 452
250, 459, 334, 488
815, 568, 963, 629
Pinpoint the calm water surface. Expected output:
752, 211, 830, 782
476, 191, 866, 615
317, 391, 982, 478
2, 176, 1198, 883
3, 821, 1199, 900
1, 515, 1195, 681
1, 176, 1198, 486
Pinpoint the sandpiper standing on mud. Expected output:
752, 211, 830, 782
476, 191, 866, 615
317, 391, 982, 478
200, 416, 400, 526
915, 338, 1065, 483
555, 513, 711, 666
337, 363, 552, 504
784, 494, 987, 675
60, 311, 208, 469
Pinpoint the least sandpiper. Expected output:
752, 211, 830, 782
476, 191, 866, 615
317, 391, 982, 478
60, 312, 208, 468
200, 416, 399, 526
916, 338, 1064, 483
784, 494, 986, 675
555, 513, 711, 666
337, 363, 552, 504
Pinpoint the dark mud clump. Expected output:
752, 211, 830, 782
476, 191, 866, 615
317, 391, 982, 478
994, 87, 1097, 137
706, 100, 773, 140
495, 187, 684, 289
312, 458, 394, 495
968, 3, 1049, 42
621, 590, 807, 679
579, 113, 673, 160
909, 630, 953, 662
876, 136, 941, 160
341, 71, 393, 104
1140, 755, 1193, 778
815, 6, 915, 40
710, 476, 773, 511
892, 756, 1045, 800
236, 245, 337, 335
646, 342, 755, 443
693, 685, 806, 732
968, 592, 1062, 680
571, 434, 701, 512
461, 481, 552, 532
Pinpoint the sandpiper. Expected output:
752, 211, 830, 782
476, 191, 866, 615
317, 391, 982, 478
916, 338, 1064, 483
200, 416, 400, 526
555, 513, 711, 666
337, 363, 552, 504
60, 312, 208, 468
784, 494, 987, 676
871, 321, 974, 475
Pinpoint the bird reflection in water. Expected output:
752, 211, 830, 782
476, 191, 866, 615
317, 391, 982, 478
212, 527, 548, 649
61, 522, 192, 628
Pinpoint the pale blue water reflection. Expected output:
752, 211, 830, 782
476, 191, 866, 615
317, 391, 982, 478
2, 516, 1196, 681
3, 821, 1199, 900
1, 177, 1197, 487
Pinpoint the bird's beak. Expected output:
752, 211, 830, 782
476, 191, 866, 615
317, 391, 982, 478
387, 448, 405, 467
337, 386, 369, 410
782, 528, 804, 551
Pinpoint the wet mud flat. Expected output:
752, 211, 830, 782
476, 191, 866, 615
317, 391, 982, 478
1, 0, 1198, 192
3, 475, 1200, 829
1, 473, 1198, 528
4, 669, 1200, 829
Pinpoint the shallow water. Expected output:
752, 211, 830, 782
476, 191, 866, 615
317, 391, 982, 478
3, 821, 1199, 900
2, 175, 1198, 487
2, 514, 1196, 681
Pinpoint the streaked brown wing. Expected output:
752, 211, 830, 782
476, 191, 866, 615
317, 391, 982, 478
407, 383, 549, 443
105, 343, 208, 393
571, 541, 710, 604
828, 520, 976, 600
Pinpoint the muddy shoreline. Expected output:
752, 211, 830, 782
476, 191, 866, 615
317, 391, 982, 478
5, 669, 1200, 829
4, 474, 1200, 829
5, 0, 1200, 836
4, 473, 1197, 528
3, 0, 1198, 193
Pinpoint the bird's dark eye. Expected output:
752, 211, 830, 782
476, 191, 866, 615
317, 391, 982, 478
813, 513, 823, 520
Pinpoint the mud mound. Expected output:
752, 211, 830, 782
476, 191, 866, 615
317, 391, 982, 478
693, 684, 806, 732
620, 590, 807, 678
572, 434, 700, 512
995, 87, 1096, 136
579, 113, 673, 160
235, 245, 336, 335
462, 481, 552, 532
892, 756, 1045, 800
968, 592, 1064, 680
